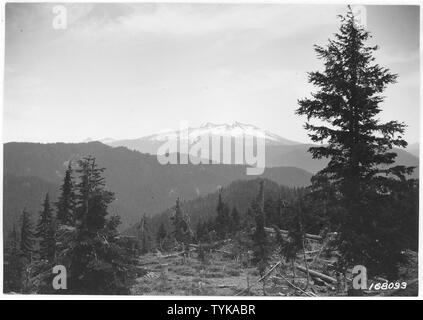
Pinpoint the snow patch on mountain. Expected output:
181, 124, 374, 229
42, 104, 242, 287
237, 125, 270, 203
140, 122, 299, 146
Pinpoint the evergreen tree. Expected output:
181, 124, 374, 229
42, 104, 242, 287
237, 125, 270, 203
4, 224, 25, 292
9, 223, 19, 252
56, 162, 76, 225
264, 196, 285, 228
172, 197, 184, 242
36, 193, 56, 261
20, 208, 34, 260
276, 196, 288, 229
197, 241, 206, 263
215, 189, 231, 239
230, 206, 241, 233
231, 231, 252, 267
296, 8, 415, 277
171, 198, 192, 245
243, 207, 255, 229
74, 156, 114, 232
251, 181, 271, 277
195, 221, 203, 242
392, 179, 418, 251
138, 213, 152, 254
156, 222, 167, 250
69, 156, 130, 294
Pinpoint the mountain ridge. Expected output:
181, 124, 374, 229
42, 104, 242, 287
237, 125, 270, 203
88, 123, 419, 175
3, 141, 313, 234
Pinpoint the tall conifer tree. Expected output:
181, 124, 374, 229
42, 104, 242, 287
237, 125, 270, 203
20, 209, 34, 260
251, 181, 271, 277
69, 156, 129, 294
36, 193, 56, 261
215, 189, 231, 239
171, 198, 192, 244
56, 162, 76, 225
230, 206, 241, 233
156, 222, 167, 250
296, 8, 415, 277
4, 224, 25, 292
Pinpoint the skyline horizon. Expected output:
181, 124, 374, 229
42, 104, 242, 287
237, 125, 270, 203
3, 118, 420, 146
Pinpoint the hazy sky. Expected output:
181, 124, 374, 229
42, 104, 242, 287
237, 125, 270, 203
3, 3, 420, 144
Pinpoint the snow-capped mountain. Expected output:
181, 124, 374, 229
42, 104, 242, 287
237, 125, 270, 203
77, 122, 419, 175
105, 122, 300, 154
144, 122, 297, 145
85, 123, 418, 174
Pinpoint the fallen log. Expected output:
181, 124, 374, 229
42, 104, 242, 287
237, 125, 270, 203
313, 277, 336, 290
295, 264, 337, 284
305, 250, 321, 255
216, 284, 237, 288
189, 240, 230, 250
214, 249, 232, 255
189, 244, 231, 255
319, 259, 336, 265
135, 260, 160, 266
264, 227, 323, 241
272, 275, 316, 297
235, 260, 282, 296
303, 233, 323, 241
310, 239, 329, 266
160, 251, 185, 259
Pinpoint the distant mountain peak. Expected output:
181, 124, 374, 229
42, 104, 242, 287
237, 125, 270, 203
99, 122, 303, 154
199, 121, 259, 130
140, 122, 300, 146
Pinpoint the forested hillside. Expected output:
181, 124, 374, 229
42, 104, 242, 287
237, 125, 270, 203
3, 142, 313, 233
125, 178, 302, 238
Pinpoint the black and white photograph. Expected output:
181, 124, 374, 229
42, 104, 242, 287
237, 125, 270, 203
1, 1, 420, 298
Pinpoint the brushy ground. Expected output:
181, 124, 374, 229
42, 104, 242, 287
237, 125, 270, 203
131, 252, 264, 296
130, 245, 418, 296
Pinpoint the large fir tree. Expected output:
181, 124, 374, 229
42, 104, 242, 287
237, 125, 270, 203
74, 156, 114, 232
69, 156, 130, 294
296, 8, 415, 277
